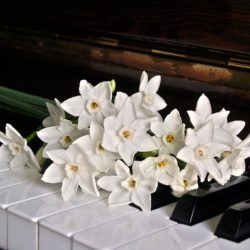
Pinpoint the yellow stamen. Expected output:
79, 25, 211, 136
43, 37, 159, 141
158, 160, 168, 168
90, 102, 99, 109
122, 130, 130, 139
64, 135, 73, 144
70, 164, 79, 172
128, 179, 136, 188
166, 134, 175, 143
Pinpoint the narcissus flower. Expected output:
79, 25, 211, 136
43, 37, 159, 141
42, 144, 99, 201
0, 124, 40, 169
97, 160, 158, 213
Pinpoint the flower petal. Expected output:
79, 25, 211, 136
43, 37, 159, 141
196, 94, 212, 121
101, 100, 117, 117
139, 71, 148, 92
139, 178, 158, 193
94, 81, 112, 101
114, 92, 128, 110
115, 160, 131, 177
61, 177, 78, 201
42, 163, 65, 183
145, 75, 161, 94
164, 109, 182, 130
37, 127, 61, 143
177, 146, 195, 164
187, 111, 202, 129
78, 171, 99, 197
132, 187, 151, 213
5, 124, 23, 142
213, 128, 234, 145
61, 96, 84, 116
10, 153, 28, 168
58, 119, 75, 135
0, 145, 12, 162
97, 176, 122, 191
149, 94, 166, 111
79, 80, 93, 99
118, 143, 135, 166
117, 98, 136, 126
225, 120, 245, 136
108, 187, 131, 207
78, 112, 91, 129
46, 149, 70, 164
209, 110, 229, 127
151, 120, 167, 137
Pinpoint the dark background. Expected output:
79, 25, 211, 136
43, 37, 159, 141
0, 0, 249, 139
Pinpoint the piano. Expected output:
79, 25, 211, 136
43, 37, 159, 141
0, 0, 250, 249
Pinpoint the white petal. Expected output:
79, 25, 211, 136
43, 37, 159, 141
132, 187, 151, 213
115, 160, 131, 177
5, 124, 23, 142
213, 128, 234, 145
10, 154, 27, 168
58, 119, 75, 135
148, 94, 166, 111
42, 141, 62, 158
42, 163, 65, 183
78, 112, 91, 129
139, 178, 158, 193
207, 142, 230, 157
133, 134, 158, 152
177, 146, 195, 164
0, 145, 12, 162
26, 147, 40, 170
101, 100, 117, 117
151, 121, 167, 137
61, 178, 78, 201
78, 171, 99, 197
144, 75, 161, 94
196, 122, 213, 144
61, 96, 84, 116
90, 122, 103, 142
0, 131, 12, 144
79, 80, 93, 99
139, 71, 148, 92
102, 132, 120, 153
97, 176, 122, 191
185, 128, 199, 148
196, 94, 212, 121
209, 110, 229, 127
118, 143, 135, 166
117, 98, 136, 126
37, 127, 61, 143
164, 109, 182, 130
187, 111, 202, 129
108, 187, 131, 207
94, 81, 112, 101
225, 121, 245, 136
47, 149, 70, 164
114, 92, 128, 110
203, 158, 222, 183
74, 135, 95, 153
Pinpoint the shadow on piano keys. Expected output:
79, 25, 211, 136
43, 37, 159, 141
0, 163, 249, 250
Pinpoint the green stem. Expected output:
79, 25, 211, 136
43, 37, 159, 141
26, 131, 37, 143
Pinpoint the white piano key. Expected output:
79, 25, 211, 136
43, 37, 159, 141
0, 162, 9, 172
39, 200, 139, 250
0, 167, 41, 189
72, 203, 177, 250
192, 237, 250, 250
115, 215, 222, 250
0, 179, 60, 249
7, 190, 108, 250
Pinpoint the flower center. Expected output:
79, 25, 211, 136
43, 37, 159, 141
60, 135, 73, 148
195, 146, 207, 160
96, 142, 105, 155
143, 94, 154, 106
183, 179, 189, 189
157, 160, 168, 168
165, 134, 175, 144
8, 143, 22, 156
119, 127, 133, 140
86, 100, 100, 114
65, 163, 80, 178
121, 176, 137, 191
221, 151, 232, 159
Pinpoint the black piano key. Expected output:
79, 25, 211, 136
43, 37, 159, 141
170, 175, 250, 225
215, 199, 250, 242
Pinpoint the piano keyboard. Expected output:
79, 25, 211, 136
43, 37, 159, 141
0, 167, 249, 250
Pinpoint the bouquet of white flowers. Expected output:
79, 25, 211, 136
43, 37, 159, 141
0, 71, 249, 213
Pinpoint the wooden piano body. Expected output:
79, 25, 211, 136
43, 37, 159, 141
0, 1, 249, 249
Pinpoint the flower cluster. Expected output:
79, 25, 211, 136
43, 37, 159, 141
0, 71, 249, 213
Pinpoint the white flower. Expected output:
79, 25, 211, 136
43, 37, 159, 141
74, 121, 119, 173
102, 97, 158, 166
151, 109, 185, 155
42, 144, 99, 201
177, 122, 229, 182
131, 71, 167, 118
139, 153, 179, 185
228, 134, 250, 176
61, 80, 117, 129
37, 119, 88, 158
187, 94, 233, 145
170, 164, 198, 197
42, 98, 65, 127
0, 124, 40, 169
97, 160, 158, 213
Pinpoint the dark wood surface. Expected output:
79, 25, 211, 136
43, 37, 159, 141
0, 0, 250, 54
